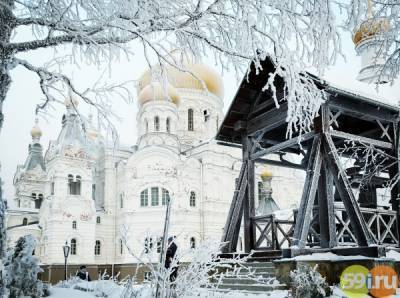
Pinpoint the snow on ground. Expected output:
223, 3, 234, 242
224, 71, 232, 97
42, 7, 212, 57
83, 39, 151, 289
281, 252, 372, 261
386, 250, 400, 261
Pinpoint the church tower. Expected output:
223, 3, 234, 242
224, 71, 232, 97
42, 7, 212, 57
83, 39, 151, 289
39, 95, 98, 265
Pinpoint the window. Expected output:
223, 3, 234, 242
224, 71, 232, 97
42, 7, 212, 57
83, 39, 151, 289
35, 194, 43, 209
119, 193, 124, 208
190, 237, 196, 249
157, 237, 163, 253
151, 187, 159, 206
204, 110, 210, 122
70, 239, 77, 255
92, 184, 96, 201
144, 271, 152, 280
95, 240, 101, 255
166, 118, 171, 133
51, 181, 55, 195
22, 218, 28, 226
120, 239, 123, 255
72, 221, 77, 229
31, 193, 37, 200
96, 216, 101, 224
162, 188, 170, 206
145, 119, 149, 133
154, 116, 160, 131
188, 109, 194, 131
190, 191, 196, 207
258, 181, 264, 201
144, 237, 153, 253
140, 189, 148, 206
68, 175, 81, 195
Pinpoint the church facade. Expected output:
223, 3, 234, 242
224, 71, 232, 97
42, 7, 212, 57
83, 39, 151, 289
6, 59, 304, 281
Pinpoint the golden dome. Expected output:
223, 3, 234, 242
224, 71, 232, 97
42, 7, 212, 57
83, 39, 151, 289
260, 167, 273, 181
30, 118, 42, 139
353, 18, 390, 46
138, 63, 224, 99
138, 83, 180, 106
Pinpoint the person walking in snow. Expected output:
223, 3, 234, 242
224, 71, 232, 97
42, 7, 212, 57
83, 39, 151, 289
76, 265, 91, 281
165, 236, 178, 282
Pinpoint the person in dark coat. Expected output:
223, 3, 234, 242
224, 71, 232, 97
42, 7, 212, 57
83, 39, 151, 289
165, 237, 178, 282
76, 265, 91, 281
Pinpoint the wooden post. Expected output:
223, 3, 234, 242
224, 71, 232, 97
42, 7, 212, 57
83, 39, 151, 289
390, 122, 400, 246
293, 135, 322, 248
243, 136, 256, 253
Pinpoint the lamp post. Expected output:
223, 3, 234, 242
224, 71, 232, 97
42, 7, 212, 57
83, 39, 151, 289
62, 241, 70, 280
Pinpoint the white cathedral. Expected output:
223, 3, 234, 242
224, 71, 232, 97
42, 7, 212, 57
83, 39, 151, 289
6, 59, 303, 280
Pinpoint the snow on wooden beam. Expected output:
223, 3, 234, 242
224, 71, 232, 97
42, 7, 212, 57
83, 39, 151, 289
330, 129, 392, 149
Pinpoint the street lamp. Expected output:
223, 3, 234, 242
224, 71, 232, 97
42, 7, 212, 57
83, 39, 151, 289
62, 241, 70, 280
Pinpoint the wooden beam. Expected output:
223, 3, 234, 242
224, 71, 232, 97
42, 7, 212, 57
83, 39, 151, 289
318, 159, 337, 248
327, 96, 398, 123
251, 131, 315, 160
221, 162, 248, 252
246, 102, 288, 136
293, 136, 323, 248
255, 158, 305, 170
330, 129, 392, 150
323, 133, 374, 246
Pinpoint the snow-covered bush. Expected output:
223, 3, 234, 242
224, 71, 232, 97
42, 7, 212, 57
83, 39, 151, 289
121, 237, 250, 298
3, 234, 43, 297
290, 264, 331, 298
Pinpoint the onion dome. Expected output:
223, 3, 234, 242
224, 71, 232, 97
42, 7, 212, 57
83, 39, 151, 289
260, 167, 273, 181
138, 82, 180, 106
353, 18, 390, 46
138, 62, 224, 99
30, 118, 42, 140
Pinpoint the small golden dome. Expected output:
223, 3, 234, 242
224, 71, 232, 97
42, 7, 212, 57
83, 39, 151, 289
30, 118, 42, 139
353, 18, 390, 46
138, 83, 180, 106
138, 61, 224, 99
260, 167, 273, 181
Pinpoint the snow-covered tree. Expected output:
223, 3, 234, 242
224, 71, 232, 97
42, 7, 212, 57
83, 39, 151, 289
3, 235, 43, 297
0, 0, 399, 135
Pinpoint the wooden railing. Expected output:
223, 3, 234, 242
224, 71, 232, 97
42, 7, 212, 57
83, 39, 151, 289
252, 204, 399, 250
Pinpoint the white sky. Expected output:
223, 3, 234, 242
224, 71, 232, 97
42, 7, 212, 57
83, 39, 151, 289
0, 29, 399, 202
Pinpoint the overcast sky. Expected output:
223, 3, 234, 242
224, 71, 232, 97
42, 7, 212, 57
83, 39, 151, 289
1, 29, 399, 202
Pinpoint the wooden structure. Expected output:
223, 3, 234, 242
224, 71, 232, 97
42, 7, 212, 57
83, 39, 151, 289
217, 57, 400, 256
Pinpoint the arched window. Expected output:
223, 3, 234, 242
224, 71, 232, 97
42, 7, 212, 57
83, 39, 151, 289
72, 221, 77, 229
258, 181, 264, 201
190, 237, 196, 249
154, 116, 160, 131
119, 193, 124, 208
92, 184, 96, 201
140, 189, 148, 206
120, 239, 123, 255
51, 180, 55, 195
31, 193, 37, 200
203, 109, 210, 122
68, 175, 81, 195
96, 216, 101, 224
95, 240, 101, 255
151, 187, 159, 206
190, 191, 196, 207
162, 188, 170, 206
35, 194, 43, 209
145, 119, 149, 133
75, 176, 81, 195
166, 118, 171, 133
70, 239, 77, 255
188, 109, 194, 131
22, 218, 28, 226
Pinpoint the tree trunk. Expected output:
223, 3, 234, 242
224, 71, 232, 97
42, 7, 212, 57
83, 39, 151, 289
0, 0, 15, 132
